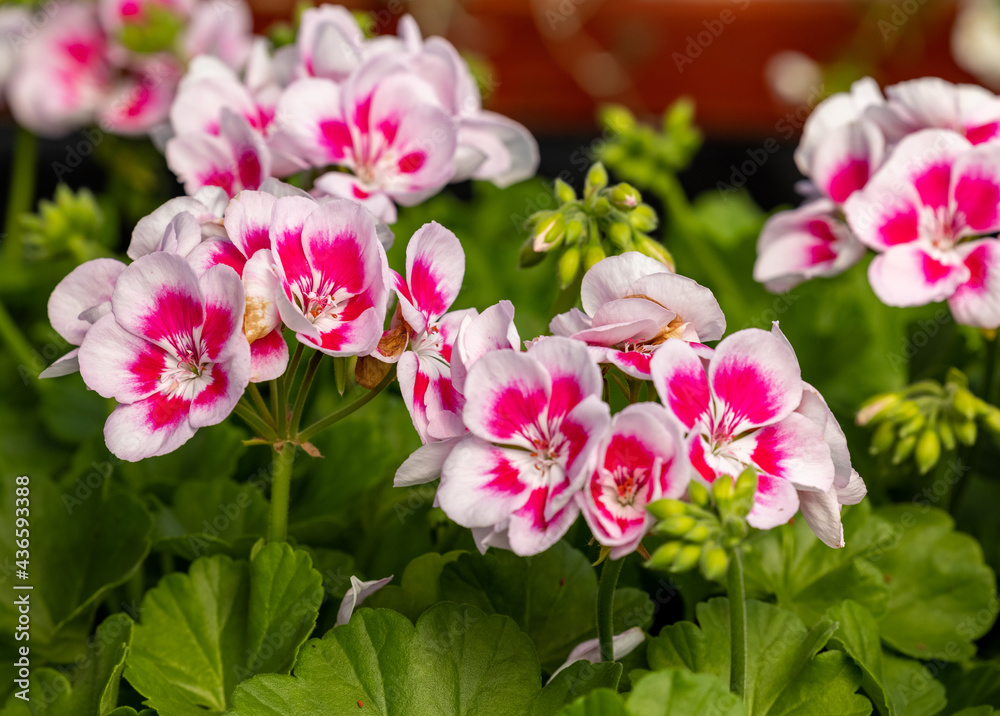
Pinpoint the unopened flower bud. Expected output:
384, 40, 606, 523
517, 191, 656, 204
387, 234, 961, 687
609, 183, 641, 210
584, 243, 607, 271
608, 222, 632, 249
684, 524, 711, 543
857, 393, 900, 426
585, 163, 609, 197
647, 541, 682, 570
565, 218, 585, 245
886, 399, 920, 422
554, 178, 576, 204
629, 204, 658, 232
938, 419, 956, 450
953, 388, 977, 420
954, 417, 977, 446
983, 407, 1000, 435
701, 546, 729, 581
600, 104, 636, 135
897, 413, 926, 439
518, 237, 545, 268
593, 197, 612, 217
558, 246, 581, 288
891, 434, 917, 465
647, 499, 688, 519
688, 481, 710, 508
634, 234, 674, 270
915, 428, 941, 475
533, 213, 566, 252
870, 421, 896, 455
732, 469, 758, 518
672, 544, 702, 572
657, 515, 697, 537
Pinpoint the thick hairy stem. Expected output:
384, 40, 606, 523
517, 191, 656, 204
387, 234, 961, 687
597, 557, 625, 662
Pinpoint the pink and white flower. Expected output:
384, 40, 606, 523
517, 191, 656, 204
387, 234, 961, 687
579, 403, 690, 559
270, 197, 391, 356
844, 129, 1000, 328
550, 252, 725, 379
872, 77, 1000, 146
650, 326, 835, 531
279, 57, 458, 223
40, 258, 127, 378
184, 190, 290, 381
393, 299, 522, 491
754, 199, 867, 292
436, 336, 610, 556
380, 222, 473, 443
78, 253, 250, 461
167, 108, 269, 197
128, 186, 229, 259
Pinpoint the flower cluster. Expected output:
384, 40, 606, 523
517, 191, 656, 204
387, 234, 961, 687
755, 77, 1000, 331
396, 251, 866, 557
165, 6, 539, 220
43, 181, 396, 460
1, 0, 253, 136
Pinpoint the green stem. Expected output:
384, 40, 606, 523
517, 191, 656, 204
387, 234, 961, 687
297, 365, 396, 443
0, 297, 38, 377
3, 127, 38, 264
278, 343, 304, 436
290, 350, 322, 435
233, 400, 277, 440
248, 383, 275, 428
728, 548, 747, 698
267, 441, 297, 542
984, 332, 998, 406
597, 557, 625, 662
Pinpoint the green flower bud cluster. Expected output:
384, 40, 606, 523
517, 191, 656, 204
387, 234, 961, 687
645, 469, 757, 581
521, 162, 673, 287
859, 368, 1000, 474
118, 4, 185, 55
595, 100, 702, 193
22, 185, 107, 262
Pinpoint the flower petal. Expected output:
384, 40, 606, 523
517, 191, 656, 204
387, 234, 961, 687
103, 393, 196, 462
650, 339, 711, 431
581, 252, 670, 317
461, 349, 550, 448
868, 244, 968, 307
249, 328, 289, 383
47, 258, 126, 345
746, 473, 800, 530
526, 336, 603, 421
405, 221, 464, 322
949, 239, 1000, 329
437, 436, 534, 527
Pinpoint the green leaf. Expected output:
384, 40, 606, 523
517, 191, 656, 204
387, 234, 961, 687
950, 709, 1000, 716
647, 598, 870, 716
363, 551, 464, 621
880, 652, 946, 716
870, 506, 997, 661
556, 689, 626, 716
107, 710, 155, 716
228, 604, 542, 715
5, 614, 133, 715
0, 475, 152, 662
743, 502, 891, 626
438, 541, 652, 672
627, 668, 745, 715
151, 480, 270, 560
530, 661, 622, 716
938, 662, 1000, 715
124, 542, 323, 715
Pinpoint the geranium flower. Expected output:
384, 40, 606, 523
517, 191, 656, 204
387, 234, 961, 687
270, 197, 391, 356
550, 252, 725, 379
78, 253, 250, 461
184, 190, 290, 382
650, 326, 835, 531
379, 222, 474, 443
393, 300, 522, 491
871, 77, 1000, 146
40, 258, 127, 378
276, 56, 458, 223
167, 108, 269, 197
579, 403, 690, 559
754, 199, 867, 292
127, 186, 229, 259
436, 336, 610, 556
844, 129, 1000, 328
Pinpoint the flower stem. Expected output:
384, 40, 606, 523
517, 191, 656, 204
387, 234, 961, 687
289, 350, 322, 435
3, 126, 38, 264
0, 297, 38, 379
233, 400, 277, 441
728, 548, 748, 698
247, 383, 275, 428
277, 342, 304, 436
297, 364, 396, 443
597, 556, 624, 662
267, 441, 297, 542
